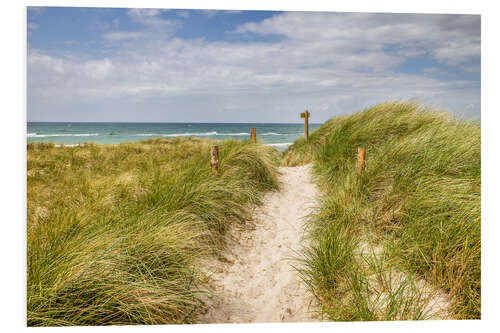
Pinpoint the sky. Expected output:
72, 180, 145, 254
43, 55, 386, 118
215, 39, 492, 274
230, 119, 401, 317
27, 7, 481, 123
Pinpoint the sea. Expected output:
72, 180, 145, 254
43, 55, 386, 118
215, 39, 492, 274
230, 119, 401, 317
27, 123, 322, 151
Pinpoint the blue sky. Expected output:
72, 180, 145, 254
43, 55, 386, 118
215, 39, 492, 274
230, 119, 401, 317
27, 7, 481, 122
28, 8, 281, 56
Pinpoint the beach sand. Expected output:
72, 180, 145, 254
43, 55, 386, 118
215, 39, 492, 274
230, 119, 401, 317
201, 164, 319, 323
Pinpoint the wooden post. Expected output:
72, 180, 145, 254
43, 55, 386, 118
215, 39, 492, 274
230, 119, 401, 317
300, 110, 310, 140
322, 136, 327, 145
251, 128, 256, 143
210, 145, 219, 175
357, 147, 366, 175
305, 110, 309, 140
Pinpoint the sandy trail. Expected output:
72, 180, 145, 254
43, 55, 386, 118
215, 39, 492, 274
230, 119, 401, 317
201, 164, 319, 323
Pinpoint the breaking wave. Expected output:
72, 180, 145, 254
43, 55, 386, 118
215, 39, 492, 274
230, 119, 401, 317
28, 133, 99, 138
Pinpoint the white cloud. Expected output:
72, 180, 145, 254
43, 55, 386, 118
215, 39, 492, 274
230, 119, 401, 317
432, 41, 480, 66
28, 51, 69, 75
27, 22, 39, 30
201, 10, 218, 18
127, 8, 178, 30
27, 7, 46, 16
83, 59, 114, 79
128, 8, 162, 20
102, 31, 145, 41
27, 12, 480, 121
234, 12, 480, 68
96, 9, 181, 44
201, 9, 244, 17
176, 10, 190, 18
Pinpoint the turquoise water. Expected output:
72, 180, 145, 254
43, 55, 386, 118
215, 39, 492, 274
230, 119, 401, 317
27, 123, 322, 151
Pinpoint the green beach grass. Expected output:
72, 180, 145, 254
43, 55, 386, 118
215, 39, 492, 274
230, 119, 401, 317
27, 137, 279, 326
283, 101, 480, 320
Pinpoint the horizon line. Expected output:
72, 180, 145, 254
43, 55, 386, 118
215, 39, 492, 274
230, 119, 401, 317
27, 121, 324, 124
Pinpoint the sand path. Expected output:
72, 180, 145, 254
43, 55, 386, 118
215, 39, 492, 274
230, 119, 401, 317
201, 164, 319, 323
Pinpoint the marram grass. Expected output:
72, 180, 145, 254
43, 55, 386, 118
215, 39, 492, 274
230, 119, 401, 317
284, 101, 480, 320
27, 137, 279, 326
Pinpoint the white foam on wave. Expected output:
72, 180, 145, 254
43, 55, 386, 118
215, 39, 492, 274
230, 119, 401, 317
28, 133, 99, 138
133, 132, 215, 137
131, 132, 292, 137
163, 131, 217, 137
261, 132, 285, 136
217, 132, 250, 136
265, 142, 293, 147
134, 131, 252, 137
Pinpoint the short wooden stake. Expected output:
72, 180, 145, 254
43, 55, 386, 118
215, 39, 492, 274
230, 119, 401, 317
251, 128, 256, 143
357, 147, 366, 175
300, 110, 310, 140
210, 145, 219, 175
322, 136, 327, 145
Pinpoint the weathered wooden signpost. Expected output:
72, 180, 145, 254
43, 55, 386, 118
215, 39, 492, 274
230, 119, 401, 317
251, 128, 256, 143
300, 110, 310, 140
357, 147, 366, 175
210, 145, 219, 175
